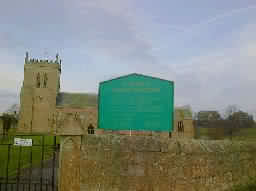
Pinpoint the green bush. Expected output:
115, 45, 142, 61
230, 178, 256, 191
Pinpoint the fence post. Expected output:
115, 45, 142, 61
28, 145, 33, 191
52, 136, 57, 191
5, 144, 11, 191
40, 136, 45, 191
17, 146, 22, 191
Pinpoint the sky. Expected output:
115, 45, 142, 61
0, 0, 256, 115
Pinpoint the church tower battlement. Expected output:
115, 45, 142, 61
18, 52, 62, 133
25, 52, 62, 66
23, 52, 61, 90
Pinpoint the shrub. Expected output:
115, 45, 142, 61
230, 178, 256, 191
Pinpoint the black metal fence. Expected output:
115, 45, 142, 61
0, 135, 59, 191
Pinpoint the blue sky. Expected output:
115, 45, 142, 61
0, 0, 256, 115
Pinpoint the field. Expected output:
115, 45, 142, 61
229, 178, 256, 191
0, 134, 59, 178
195, 127, 256, 141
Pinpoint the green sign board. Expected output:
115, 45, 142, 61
98, 74, 174, 132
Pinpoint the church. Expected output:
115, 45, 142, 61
17, 53, 194, 138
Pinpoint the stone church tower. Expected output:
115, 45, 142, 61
18, 52, 61, 133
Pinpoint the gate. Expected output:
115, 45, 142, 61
0, 135, 59, 191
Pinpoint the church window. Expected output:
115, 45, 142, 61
43, 73, 48, 88
178, 121, 184, 133
36, 73, 40, 88
88, 124, 95, 134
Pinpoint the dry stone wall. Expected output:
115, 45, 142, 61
79, 135, 256, 191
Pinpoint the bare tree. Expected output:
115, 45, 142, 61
192, 112, 198, 120
224, 105, 240, 120
5, 104, 19, 116
224, 105, 240, 139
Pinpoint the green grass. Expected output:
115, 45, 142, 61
195, 127, 256, 141
229, 178, 256, 191
0, 135, 59, 178
232, 128, 256, 141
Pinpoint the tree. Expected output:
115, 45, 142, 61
1, 113, 18, 135
5, 104, 19, 115
224, 105, 240, 139
231, 111, 254, 128
224, 105, 239, 120
1, 104, 19, 135
192, 112, 198, 120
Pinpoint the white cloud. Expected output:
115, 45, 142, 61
0, 91, 19, 113
62, 0, 158, 67
173, 24, 256, 112
0, 49, 23, 112
0, 51, 23, 91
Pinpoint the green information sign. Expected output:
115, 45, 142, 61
98, 74, 174, 132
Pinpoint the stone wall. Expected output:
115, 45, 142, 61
52, 107, 98, 135
59, 136, 81, 191
75, 135, 256, 191
101, 129, 170, 138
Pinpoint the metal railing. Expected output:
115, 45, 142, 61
0, 135, 59, 191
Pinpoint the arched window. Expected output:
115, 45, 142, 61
88, 124, 95, 134
43, 73, 48, 88
178, 121, 184, 133
36, 73, 40, 88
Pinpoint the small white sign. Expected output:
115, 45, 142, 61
14, 138, 33, 146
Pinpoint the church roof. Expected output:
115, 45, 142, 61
56, 92, 98, 108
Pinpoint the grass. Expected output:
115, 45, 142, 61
232, 128, 256, 141
195, 127, 256, 141
229, 178, 256, 191
0, 134, 59, 178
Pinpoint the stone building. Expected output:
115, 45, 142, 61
55, 93, 98, 134
17, 53, 98, 135
18, 53, 194, 138
172, 107, 195, 138
18, 53, 61, 133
